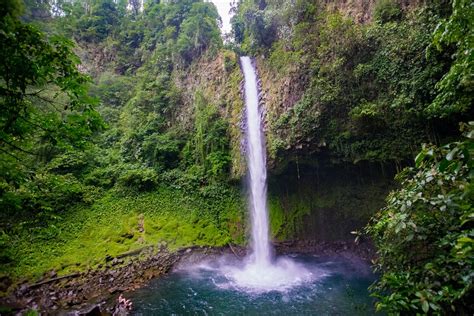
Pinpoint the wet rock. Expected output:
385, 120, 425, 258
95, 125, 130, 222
17, 283, 28, 296
2, 247, 233, 313
111, 258, 123, 266
0, 276, 12, 292
67, 299, 80, 306
82, 304, 102, 316
108, 287, 119, 294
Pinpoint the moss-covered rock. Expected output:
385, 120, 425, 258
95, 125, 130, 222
268, 160, 395, 242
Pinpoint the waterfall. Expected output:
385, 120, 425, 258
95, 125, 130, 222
240, 56, 272, 267
218, 56, 313, 292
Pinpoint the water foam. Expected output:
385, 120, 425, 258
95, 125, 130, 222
213, 57, 316, 292
222, 257, 316, 293
179, 255, 324, 294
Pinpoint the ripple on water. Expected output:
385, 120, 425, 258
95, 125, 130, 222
128, 255, 379, 315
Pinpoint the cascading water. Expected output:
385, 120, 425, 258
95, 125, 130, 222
126, 55, 379, 312
240, 56, 271, 267
122, 9, 379, 311
217, 57, 314, 292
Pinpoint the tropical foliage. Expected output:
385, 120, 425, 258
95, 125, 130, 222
0, 0, 238, 282
0, 0, 473, 314
366, 123, 473, 314
232, 0, 473, 314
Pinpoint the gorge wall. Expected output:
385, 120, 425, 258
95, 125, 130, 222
268, 161, 395, 242
68, 0, 450, 245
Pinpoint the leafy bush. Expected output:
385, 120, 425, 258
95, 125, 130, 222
90, 72, 134, 109
161, 166, 207, 191
373, 0, 402, 23
176, 2, 221, 65
365, 123, 474, 314
46, 150, 92, 176
141, 132, 182, 170
117, 167, 158, 191
23, 173, 89, 213
73, 0, 119, 42
83, 165, 119, 188
0, 231, 13, 264
223, 50, 237, 72
429, 0, 474, 117
182, 91, 231, 180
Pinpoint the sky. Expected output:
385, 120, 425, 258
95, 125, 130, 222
208, 0, 234, 35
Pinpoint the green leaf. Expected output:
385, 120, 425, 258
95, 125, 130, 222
422, 300, 429, 313
415, 150, 426, 167
446, 147, 459, 161
438, 158, 451, 172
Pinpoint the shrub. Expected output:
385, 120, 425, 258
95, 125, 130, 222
23, 173, 87, 214
373, 0, 402, 23
117, 167, 158, 191
365, 123, 474, 314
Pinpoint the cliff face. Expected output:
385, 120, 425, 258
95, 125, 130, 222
246, 0, 432, 241
70, 0, 428, 243
268, 161, 395, 242
322, 0, 422, 23
176, 46, 394, 243
174, 51, 246, 179
256, 57, 310, 169
255, 0, 429, 173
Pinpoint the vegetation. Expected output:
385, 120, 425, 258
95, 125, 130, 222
0, 0, 472, 314
0, 0, 242, 286
232, 0, 473, 314
366, 123, 473, 314
232, 0, 472, 166
1, 187, 243, 280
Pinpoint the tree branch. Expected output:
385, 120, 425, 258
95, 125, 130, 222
0, 138, 38, 156
18, 115, 54, 133
0, 147, 24, 162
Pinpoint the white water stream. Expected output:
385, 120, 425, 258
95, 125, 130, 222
217, 57, 314, 292
241, 56, 272, 266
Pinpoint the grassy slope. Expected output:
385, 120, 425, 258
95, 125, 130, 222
1, 50, 246, 285
4, 187, 245, 281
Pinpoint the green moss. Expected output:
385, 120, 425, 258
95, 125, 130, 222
269, 198, 286, 239
268, 194, 312, 240
3, 186, 245, 282
267, 163, 393, 241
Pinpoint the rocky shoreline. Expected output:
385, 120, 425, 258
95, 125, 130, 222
0, 240, 374, 315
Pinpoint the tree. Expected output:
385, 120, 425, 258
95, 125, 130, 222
429, 0, 474, 117
73, 0, 120, 42
176, 2, 222, 64
0, 1, 102, 183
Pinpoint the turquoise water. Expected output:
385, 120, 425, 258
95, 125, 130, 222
127, 254, 379, 315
